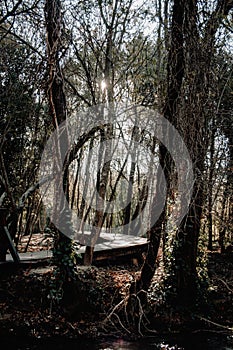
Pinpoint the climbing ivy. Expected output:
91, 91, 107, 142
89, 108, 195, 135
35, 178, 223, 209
48, 224, 80, 310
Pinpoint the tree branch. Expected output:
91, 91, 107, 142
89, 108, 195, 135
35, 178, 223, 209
64, 77, 91, 106
0, 192, 7, 206
0, 0, 23, 25
18, 176, 53, 209
0, 25, 44, 58
0, 153, 16, 210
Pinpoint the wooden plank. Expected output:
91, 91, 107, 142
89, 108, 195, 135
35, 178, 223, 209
92, 243, 148, 262
78, 233, 148, 262
77, 232, 147, 249
5, 250, 52, 263
78, 233, 147, 252
3, 232, 148, 265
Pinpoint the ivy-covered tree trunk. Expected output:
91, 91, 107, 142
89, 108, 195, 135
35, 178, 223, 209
170, 0, 233, 307
128, 0, 185, 302
0, 153, 18, 261
45, 0, 75, 280
128, 0, 233, 314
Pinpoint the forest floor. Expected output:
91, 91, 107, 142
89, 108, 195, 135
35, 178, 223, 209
0, 235, 232, 341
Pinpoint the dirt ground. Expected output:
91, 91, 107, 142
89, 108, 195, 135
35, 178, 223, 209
0, 237, 232, 340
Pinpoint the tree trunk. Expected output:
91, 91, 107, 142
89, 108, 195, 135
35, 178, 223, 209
208, 122, 216, 251
123, 125, 140, 235
83, 124, 113, 265
130, 165, 166, 297
45, 0, 75, 278
128, 0, 185, 301
83, 8, 115, 264
173, 178, 204, 305
170, 0, 233, 307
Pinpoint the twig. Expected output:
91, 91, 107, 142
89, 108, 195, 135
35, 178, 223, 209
215, 277, 233, 293
137, 295, 144, 336
18, 175, 52, 209
103, 296, 133, 334
67, 322, 76, 330
192, 328, 233, 334
104, 298, 127, 323
196, 315, 233, 332
141, 319, 158, 334
112, 313, 131, 334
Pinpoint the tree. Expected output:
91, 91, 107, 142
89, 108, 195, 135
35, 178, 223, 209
170, 0, 233, 306
0, 25, 47, 260
216, 52, 233, 251
44, 0, 76, 279
128, 0, 233, 311
62, 0, 156, 265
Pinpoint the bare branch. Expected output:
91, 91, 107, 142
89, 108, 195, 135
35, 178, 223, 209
204, 0, 233, 39
196, 315, 233, 332
0, 153, 16, 210
64, 77, 92, 106
0, 0, 23, 25
0, 25, 44, 57
0, 192, 7, 206
18, 176, 53, 209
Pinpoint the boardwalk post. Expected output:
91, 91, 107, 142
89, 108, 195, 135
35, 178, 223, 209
0, 208, 20, 263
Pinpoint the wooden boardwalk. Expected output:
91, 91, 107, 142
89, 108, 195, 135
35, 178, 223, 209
3, 233, 148, 266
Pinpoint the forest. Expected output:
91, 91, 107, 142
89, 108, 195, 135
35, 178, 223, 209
0, 0, 233, 349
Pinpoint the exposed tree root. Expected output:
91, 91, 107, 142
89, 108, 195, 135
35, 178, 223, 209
195, 315, 233, 333
102, 289, 158, 337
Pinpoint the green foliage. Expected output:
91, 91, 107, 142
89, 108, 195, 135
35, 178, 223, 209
75, 267, 108, 312
48, 229, 80, 308
0, 31, 49, 205
53, 235, 77, 278
151, 226, 211, 311
195, 233, 211, 309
